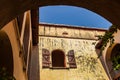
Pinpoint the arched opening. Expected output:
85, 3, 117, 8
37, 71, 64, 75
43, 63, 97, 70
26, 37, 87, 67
52, 49, 66, 67
1, 0, 120, 30
106, 43, 120, 79
111, 44, 120, 70
0, 31, 13, 75
106, 43, 120, 70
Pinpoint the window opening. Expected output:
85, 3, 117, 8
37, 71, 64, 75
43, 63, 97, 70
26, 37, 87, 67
52, 50, 65, 67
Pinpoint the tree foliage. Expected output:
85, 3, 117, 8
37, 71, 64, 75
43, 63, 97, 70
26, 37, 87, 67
0, 67, 16, 80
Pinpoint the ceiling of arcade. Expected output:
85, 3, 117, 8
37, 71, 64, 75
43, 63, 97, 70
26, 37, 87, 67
0, 0, 120, 29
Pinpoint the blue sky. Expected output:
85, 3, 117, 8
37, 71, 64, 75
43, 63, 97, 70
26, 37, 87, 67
39, 6, 112, 29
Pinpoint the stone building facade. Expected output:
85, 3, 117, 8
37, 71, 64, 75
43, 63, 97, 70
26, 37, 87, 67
39, 23, 109, 80
1, 1, 120, 79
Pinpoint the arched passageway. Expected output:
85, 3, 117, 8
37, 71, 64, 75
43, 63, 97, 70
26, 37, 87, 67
105, 43, 120, 79
0, 0, 120, 29
0, 30, 13, 75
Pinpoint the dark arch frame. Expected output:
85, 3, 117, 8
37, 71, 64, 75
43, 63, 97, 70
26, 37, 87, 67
51, 49, 66, 67
0, 30, 14, 75
0, 0, 120, 29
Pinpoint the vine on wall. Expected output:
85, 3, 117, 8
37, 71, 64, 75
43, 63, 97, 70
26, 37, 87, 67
76, 55, 98, 73
97, 25, 120, 70
97, 25, 118, 57
76, 55, 106, 79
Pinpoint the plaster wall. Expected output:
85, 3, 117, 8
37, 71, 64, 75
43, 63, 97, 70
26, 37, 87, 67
39, 24, 109, 80
2, 20, 27, 80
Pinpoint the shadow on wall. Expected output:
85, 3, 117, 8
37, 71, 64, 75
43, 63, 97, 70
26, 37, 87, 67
0, 30, 13, 76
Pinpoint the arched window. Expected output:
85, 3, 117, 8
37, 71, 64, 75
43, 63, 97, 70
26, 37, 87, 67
42, 49, 77, 68
52, 50, 65, 67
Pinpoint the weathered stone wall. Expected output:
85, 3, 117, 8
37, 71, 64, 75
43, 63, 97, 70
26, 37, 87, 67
39, 24, 105, 40
39, 24, 109, 80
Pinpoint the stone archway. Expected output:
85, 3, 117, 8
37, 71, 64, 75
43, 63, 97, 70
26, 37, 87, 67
0, 30, 13, 75
105, 43, 120, 79
0, 0, 120, 29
